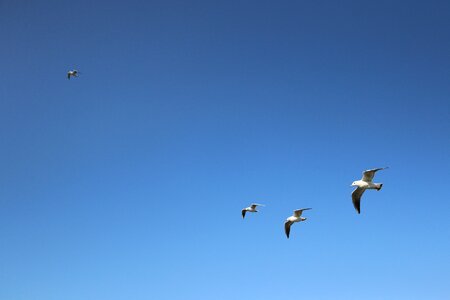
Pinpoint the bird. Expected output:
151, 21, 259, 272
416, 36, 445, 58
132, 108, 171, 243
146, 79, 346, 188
241, 203, 265, 219
67, 70, 79, 79
351, 167, 388, 214
284, 208, 311, 238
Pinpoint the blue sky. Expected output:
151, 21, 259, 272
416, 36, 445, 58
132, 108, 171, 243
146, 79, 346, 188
1, 0, 449, 299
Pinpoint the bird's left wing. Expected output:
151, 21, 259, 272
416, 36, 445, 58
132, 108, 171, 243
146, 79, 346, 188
284, 221, 292, 239
352, 187, 365, 214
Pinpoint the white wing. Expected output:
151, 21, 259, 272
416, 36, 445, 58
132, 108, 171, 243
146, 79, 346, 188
362, 167, 388, 182
293, 208, 312, 217
352, 187, 365, 214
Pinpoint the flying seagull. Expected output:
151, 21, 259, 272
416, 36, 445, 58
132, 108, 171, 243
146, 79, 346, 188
351, 167, 388, 214
284, 208, 311, 238
241, 203, 265, 219
67, 70, 79, 79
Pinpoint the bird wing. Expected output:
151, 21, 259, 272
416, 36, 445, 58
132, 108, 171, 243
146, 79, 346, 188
242, 209, 246, 219
352, 187, 366, 214
362, 167, 388, 182
67, 72, 71, 79
293, 208, 312, 217
250, 203, 264, 209
284, 221, 293, 239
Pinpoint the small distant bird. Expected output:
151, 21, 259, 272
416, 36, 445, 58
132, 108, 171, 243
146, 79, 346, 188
284, 208, 311, 238
241, 203, 265, 219
351, 167, 388, 214
67, 70, 79, 79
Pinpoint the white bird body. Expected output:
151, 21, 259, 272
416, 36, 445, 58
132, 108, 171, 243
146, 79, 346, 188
284, 208, 311, 238
351, 167, 388, 214
245, 206, 258, 213
286, 215, 306, 223
351, 180, 381, 190
241, 203, 264, 219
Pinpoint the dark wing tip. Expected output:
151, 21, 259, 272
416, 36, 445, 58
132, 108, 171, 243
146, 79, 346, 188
242, 209, 246, 219
352, 197, 361, 214
284, 221, 291, 238
352, 188, 364, 214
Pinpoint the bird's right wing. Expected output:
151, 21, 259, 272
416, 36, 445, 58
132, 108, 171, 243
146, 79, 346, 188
352, 187, 365, 214
242, 209, 246, 219
284, 221, 292, 239
362, 167, 388, 182
293, 208, 312, 217
67, 73, 70, 79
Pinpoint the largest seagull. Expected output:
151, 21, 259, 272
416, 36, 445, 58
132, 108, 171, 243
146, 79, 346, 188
67, 70, 79, 79
284, 208, 311, 239
351, 167, 388, 214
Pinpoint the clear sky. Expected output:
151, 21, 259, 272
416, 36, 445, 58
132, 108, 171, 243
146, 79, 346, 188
1, 0, 449, 299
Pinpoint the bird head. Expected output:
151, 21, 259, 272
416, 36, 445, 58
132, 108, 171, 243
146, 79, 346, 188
351, 181, 357, 187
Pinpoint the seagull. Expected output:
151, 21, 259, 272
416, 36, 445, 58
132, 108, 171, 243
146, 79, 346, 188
241, 203, 265, 219
351, 167, 388, 214
284, 208, 311, 238
67, 70, 79, 79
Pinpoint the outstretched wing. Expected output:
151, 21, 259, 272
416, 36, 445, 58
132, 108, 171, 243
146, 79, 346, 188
362, 167, 388, 182
293, 208, 312, 217
67, 72, 71, 79
352, 187, 365, 214
241, 209, 246, 219
284, 221, 293, 239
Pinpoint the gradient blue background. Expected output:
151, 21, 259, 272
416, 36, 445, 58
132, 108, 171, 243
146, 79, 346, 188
1, 1, 449, 299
